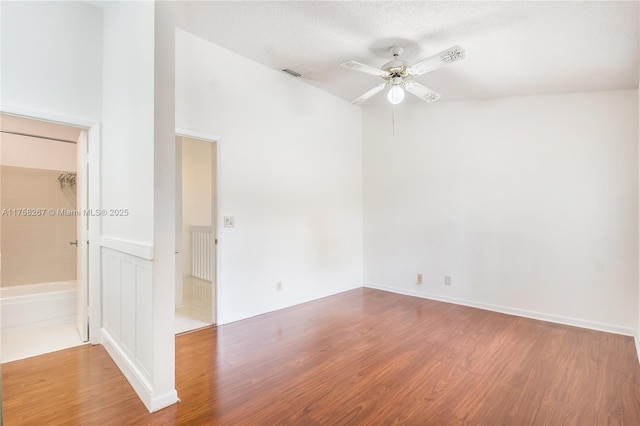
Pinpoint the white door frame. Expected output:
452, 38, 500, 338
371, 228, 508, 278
1, 105, 101, 344
175, 128, 221, 325
76, 129, 89, 341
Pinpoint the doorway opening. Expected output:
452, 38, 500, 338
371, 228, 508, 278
175, 134, 217, 334
0, 113, 90, 362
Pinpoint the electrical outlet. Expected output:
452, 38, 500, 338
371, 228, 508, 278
276, 281, 282, 291
444, 276, 451, 286
417, 273, 423, 285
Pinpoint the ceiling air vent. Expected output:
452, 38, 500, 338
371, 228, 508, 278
281, 68, 302, 77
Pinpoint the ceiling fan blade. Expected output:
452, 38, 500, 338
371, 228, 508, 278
403, 80, 441, 103
350, 83, 387, 105
407, 45, 465, 76
341, 60, 390, 77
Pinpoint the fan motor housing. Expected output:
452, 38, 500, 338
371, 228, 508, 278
382, 46, 409, 78
382, 60, 409, 79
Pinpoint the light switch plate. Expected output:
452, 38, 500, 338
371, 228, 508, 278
224, 216, 235, 228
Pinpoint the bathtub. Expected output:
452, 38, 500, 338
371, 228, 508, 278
1, 281, 77, 332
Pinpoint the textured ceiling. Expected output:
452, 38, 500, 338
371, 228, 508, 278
178, 1, 638, 106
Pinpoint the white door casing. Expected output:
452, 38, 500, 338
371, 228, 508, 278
76, 129, 89, 341
0, 106, 100, 343
175, 129, 220, 325
175, 136, 183, 306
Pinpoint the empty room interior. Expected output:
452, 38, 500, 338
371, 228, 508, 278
1, 1, 640, 424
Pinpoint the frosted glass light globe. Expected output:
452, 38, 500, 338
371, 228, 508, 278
387, 85, 405, 104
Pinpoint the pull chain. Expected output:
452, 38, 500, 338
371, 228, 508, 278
392, 104, 396, 135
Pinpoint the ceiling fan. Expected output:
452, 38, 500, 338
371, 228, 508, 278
341, 45, 465, 105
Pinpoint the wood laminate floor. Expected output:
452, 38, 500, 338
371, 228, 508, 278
3, 288, 640, 425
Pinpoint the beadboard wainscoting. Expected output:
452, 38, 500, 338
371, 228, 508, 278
100, 240, 176, 411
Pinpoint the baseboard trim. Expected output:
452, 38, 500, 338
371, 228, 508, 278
101, 329, 150, 411
101, 329, 153, 410
219, 283, 362, 325
635, 333, 640, 365
364, 283, 636, 337
149, 389, 179, 413
101, 329, 178, 412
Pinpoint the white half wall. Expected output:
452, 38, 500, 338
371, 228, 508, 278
175, 29, 363, 324
363, 90, 638, 333
101, 247, 154, 407
0, 1, 102, 121
101, 1, 176, 412
152, 1, 178, 411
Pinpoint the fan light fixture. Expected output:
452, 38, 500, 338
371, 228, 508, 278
387, 77, 405, 104
341, 45, 465, 106
387, 85, 404, 104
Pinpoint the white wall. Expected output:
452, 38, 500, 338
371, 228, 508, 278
181, 137, 213, 279
152, 0, 179, 411
363, 90, 638, 333
175, 29, 363, 324
1, 134, 76, 171
0, 0, 177, 410
101, 2, 154, 244
100, 1, 176, 413
0, 1, 102, 121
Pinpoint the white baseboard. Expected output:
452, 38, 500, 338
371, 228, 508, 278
101, 329, 178, 412
635, 333, 640, 365
101, 329, 153, 410
219, 283, 362, 325
149, 389, 180, 412
364, 283, 636, 337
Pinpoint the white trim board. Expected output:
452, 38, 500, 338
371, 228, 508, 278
101, 329, 178, 412
364, 283, 636, 337
1, 103, 98, 129
635, 334, 640, 365
175, 127, 221, 143
100, 236, 154, 260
